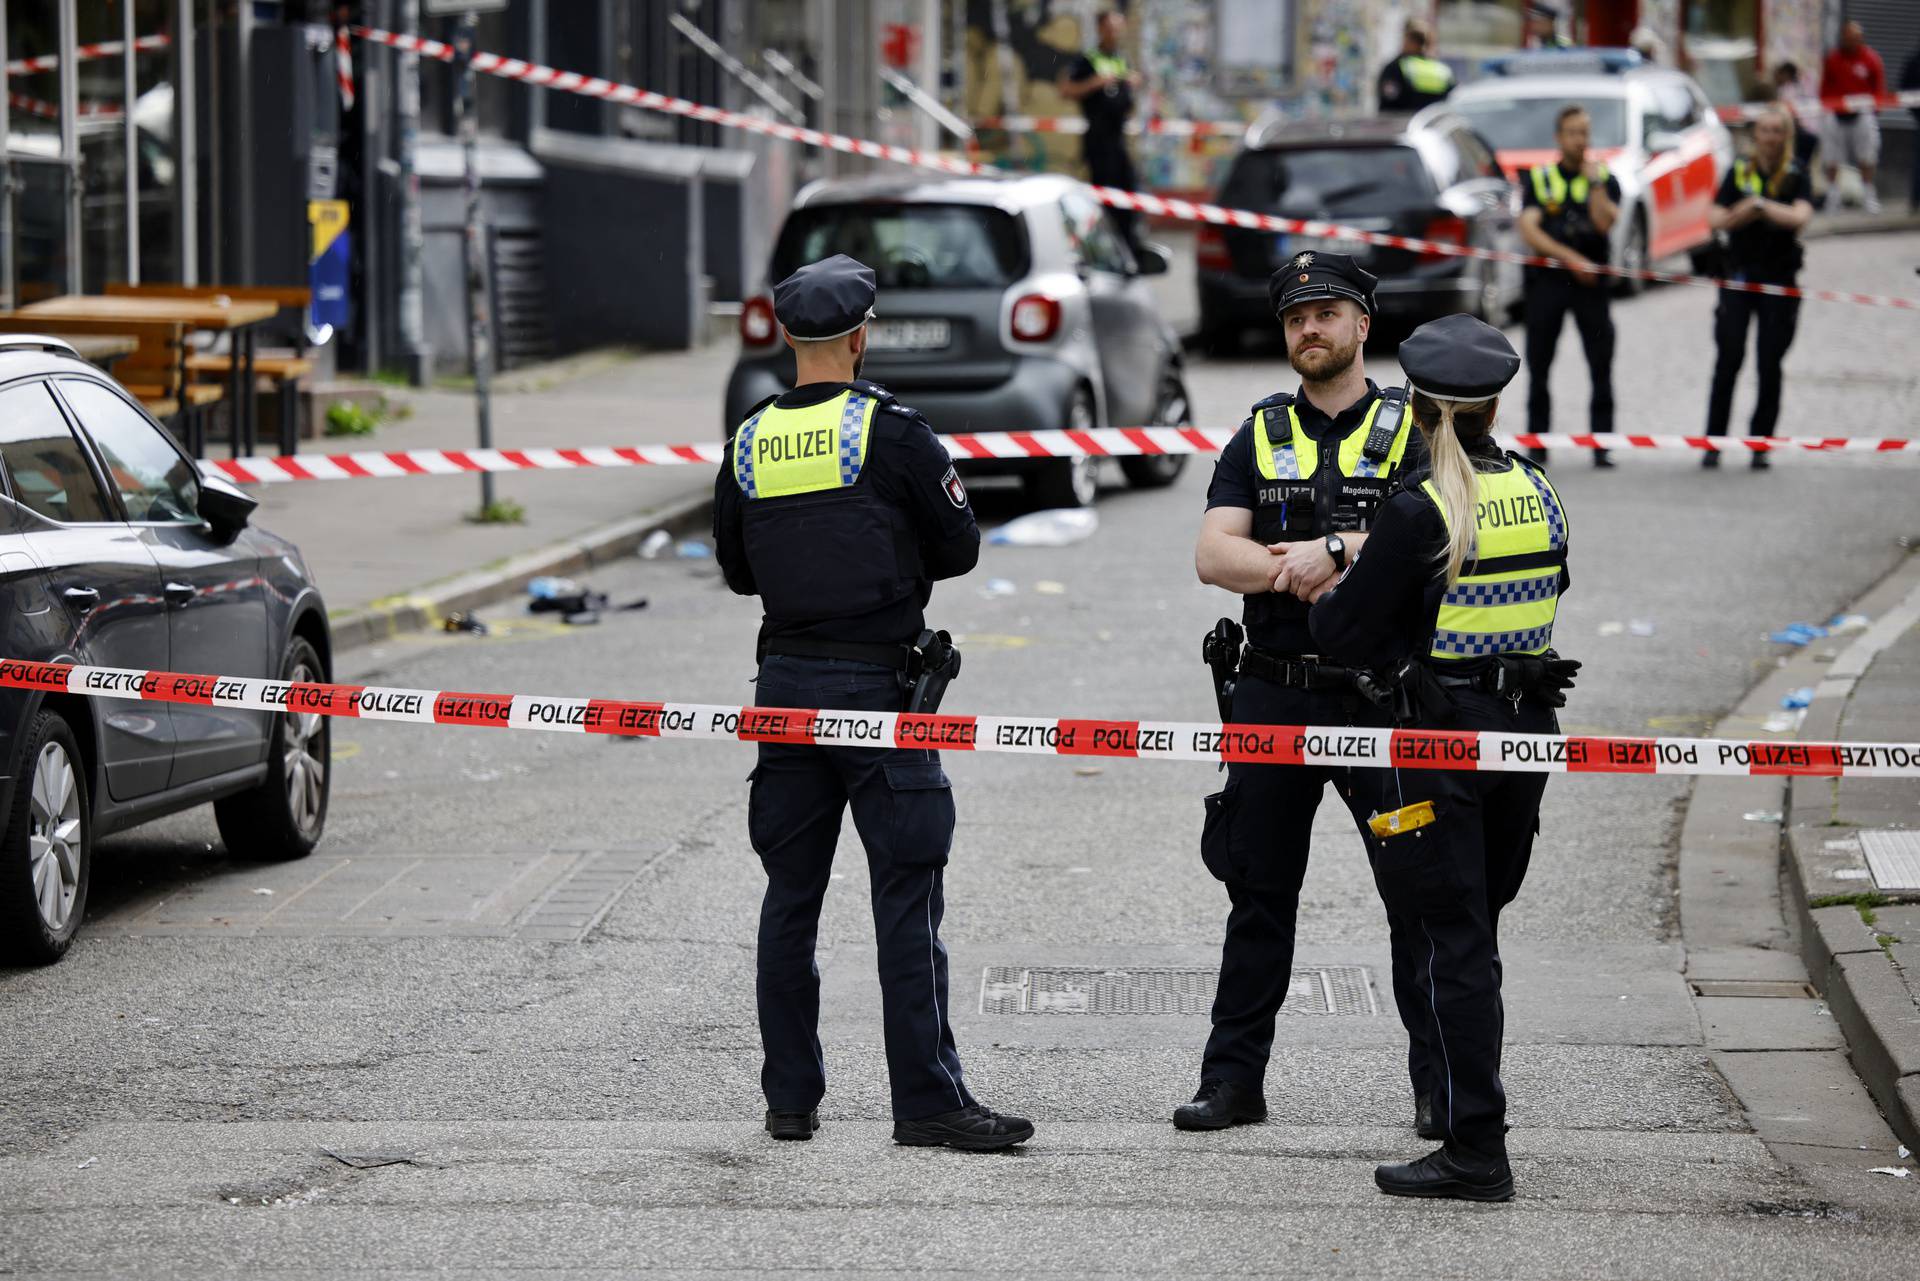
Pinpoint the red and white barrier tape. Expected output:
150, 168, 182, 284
335, 26, 357, 112
7, 92, 123, 121
3, 658, 1914, 779
5, 33, 170, 77
203, 429, 1919, 486
1719, 87, 1920, 122
346, 27, 1918, 313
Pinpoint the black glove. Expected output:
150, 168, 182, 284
1534, 652, 1581, 709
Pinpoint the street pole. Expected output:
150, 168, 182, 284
453, 10, 495, 515
397, 0, 430, 385
122, 0, 139, 284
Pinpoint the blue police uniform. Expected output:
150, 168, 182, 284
1312, 313, 1579, 1201
714, 255, 1031, 1149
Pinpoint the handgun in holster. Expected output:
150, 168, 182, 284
1202, 618, 1244, 725
906, 629, 961, 714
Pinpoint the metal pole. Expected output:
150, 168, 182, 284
57, 0, 80, 293
122, 0, 139, 284
454, 11, 494, 513
397, 0, 429, 384
0, 0, 12, 311
234, 0, 254, 281
174, 0, 197, 284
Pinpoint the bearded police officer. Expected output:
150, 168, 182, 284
1377, 19, 1455, 115
1311, 314, 1579, 1201
715, 255, 1034, 1152
1182, 253, 1428, 1132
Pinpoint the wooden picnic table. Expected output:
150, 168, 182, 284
64, 334, 139, 366
14, 295, 280, 458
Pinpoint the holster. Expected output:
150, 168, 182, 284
1202, 618, 1244, 724
906, 629, 961, 714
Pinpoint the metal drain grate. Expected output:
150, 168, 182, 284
1862, 830, 1920, 892
979, 965, 1377, 1016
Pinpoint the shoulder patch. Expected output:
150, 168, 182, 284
1249, 390, 1294, 415
941, 464, 969, 509
848, 378, 899, 408
1509, 448, 1545, 473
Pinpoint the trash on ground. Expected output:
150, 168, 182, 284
562, 611, 602, 626
619, 597, 649, 611
1767, 623, 1828, 647
979, 578, 1018, 598
528, 576, 609, 616
1074, 766, 1104, 777
638, 529, 674, 559
1628, 619, 1656, 637
1781, 687, 1815, 709
987, 507, 1099, 547
323, 1149, 426, 1170
1761, 710, 1803, 733
76, 1156, 97, 1170
442, 612, 489, 636
1867, 1167, 1911, 1179
1827, 613, 1871, 635
1743, 811, 1784, 824
1035, 580, 1067, 595
251, 888, 275, 897
674, 539, 711, 559
1597, 620, 1626, 637
1900, 1146, 1912, 1160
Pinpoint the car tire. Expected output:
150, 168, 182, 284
1024, 388, 1101, 510
1615, 213, 1649, 297
214, 636, 329, 863
1120, 374, 1192, 489
0, 710, 91, 966
1195, 321, 1240, 358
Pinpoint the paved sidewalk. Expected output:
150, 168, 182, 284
1785, 549, 1920, 1150
248, 343, 739, 624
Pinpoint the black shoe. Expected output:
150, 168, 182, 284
1592, 447, 1615, 469
1375, 1147, 1514, 1202
1414, 1093, 1444, 1141
1751, 450, 1771, 471
1173, 1079, 1269, 1131
1525, 445, 1549, 467
893, 1104, 1034, 1151
765, 1109, 819, 1141
1701, 449, 1721, 470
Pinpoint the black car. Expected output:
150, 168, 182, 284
1195, 113, 1525, 349
0, 337, 333, 965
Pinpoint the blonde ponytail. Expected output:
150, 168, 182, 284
1411, 393, 1499, 588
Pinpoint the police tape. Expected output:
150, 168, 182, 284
202, 430, 1919, 486
1720, 87, 1920, 122
5, 33, 170, 77
2, 658, 1915, 779
345, 27, 1920, 314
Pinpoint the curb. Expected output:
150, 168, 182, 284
1783, 548, 1920, 1151
1803, 210, 1920, 241
328, 488, 716, 653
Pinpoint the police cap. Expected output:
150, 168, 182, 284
773, 254, 877, 341
1527, 3, 1562, 19
1269, 251, 1378, 318
1399, 313, 1522, 403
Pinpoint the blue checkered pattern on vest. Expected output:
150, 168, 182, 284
1517, 464, 1566, 549
1431, 623, 1556, 657
1259, 411, 1302, 480
1442, 572, 1560, 608
733, 406, 770, 500
838, 393, 868, 487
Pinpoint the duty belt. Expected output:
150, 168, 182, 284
757, 636, 914, 671
1238, 646, 1360, 692
1424, 655, 1550, 696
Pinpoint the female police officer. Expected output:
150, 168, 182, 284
1307, 313, 1579, 1201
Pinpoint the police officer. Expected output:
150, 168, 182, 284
1525, 3, 1572, 50
1182, 253, 1426, 1132
1703, 104, 1813, 471
1059, 10, 1144, 248
1518, 104, 1622, 469
1377, 20, 1455, 115
714, 255, 1033, 1151
1309, 313, 1580, 1201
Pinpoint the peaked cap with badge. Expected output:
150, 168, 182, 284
1269, 250, 1379, 318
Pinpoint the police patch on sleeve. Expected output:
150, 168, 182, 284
941, 465, 969, 508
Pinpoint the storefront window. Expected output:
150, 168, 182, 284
1683, 0, 1760, 105
7, 1, 76, 301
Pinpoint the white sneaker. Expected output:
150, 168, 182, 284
1863, 192, 1884, 213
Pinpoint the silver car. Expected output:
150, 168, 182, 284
724, 173, 1191, 508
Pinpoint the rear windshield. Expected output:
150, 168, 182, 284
1222, 146, 1437, 216
771, 204, 1029, 290
1448, 97, 1629, 151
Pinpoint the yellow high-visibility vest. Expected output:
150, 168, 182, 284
1253, 396, 1414, 482
1398, 55, 1455, 96
1420, 461, 1569, 660
1529, 162, 1609, 212
732, 389, 878, 500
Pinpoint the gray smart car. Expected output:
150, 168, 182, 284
0, 337, 333, 965
724, 173, 1191, 508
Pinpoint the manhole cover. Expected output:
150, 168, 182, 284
979, 965, 1376, 1016
1862, 830, 1920, 892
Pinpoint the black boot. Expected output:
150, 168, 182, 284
893, 1104, 1034, 1151
1414, 1093, 1444, 1140
1701, 449, 1721, 469
1173, 1079, 1268, 1131
765, 1109, 819, 1141
1591, 447, 1615, 469
1751, 450, 1771, 471
1375, 1146, 1514, 1201
1525, 445, 1549, 467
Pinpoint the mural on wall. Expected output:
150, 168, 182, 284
1761, 0, 1825, 82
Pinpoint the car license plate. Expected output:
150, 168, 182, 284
868, 319, 951, 351
1287, 234, 1372, 261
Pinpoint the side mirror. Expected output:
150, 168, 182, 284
1134, 242, 1172, 276
1645, 130, 1682, 155
197, 470, 257, 537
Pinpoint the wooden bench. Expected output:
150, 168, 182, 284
108, 284, 315, 452
0, 316, 221, 448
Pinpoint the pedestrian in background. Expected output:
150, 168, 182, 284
1517, 105, 1621, 469
1703, 105, 1813, 471
1377, 19, 1454, 115
1310, 314, 1580, 1202
715, 255, 1033, 1153
1820, 21, 1887, 213
1769, 61, 1821, 176
1058, 9, 1145, 248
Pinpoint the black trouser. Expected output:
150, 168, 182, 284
748, 654, 974, 1122
1197, 673, 1394, 1089
1085, 130, 1141, 249
1356, 688, 1553, 1165
1524, 272, 1614, 437
1706, 287, 1801, 439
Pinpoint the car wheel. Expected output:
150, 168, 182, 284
0, 711, 91, 965
1615, 213, 1649, 297
214, 636, 329, 862
1120, 374, 1192, 489
1024, 388, 1101, 510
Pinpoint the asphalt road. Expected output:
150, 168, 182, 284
2, 233, 1918, 1277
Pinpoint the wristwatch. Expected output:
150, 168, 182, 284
1325, 533, 1348, 571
